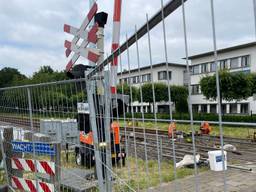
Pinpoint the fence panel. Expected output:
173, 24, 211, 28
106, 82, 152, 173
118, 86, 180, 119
0, 0, 256, 191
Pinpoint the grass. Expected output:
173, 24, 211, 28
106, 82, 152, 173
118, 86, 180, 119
120, 120, 255, 139
0, 150, 208, 191
56, 152, 206, 191
34, 151, 205, 191
114, 157, 208, 191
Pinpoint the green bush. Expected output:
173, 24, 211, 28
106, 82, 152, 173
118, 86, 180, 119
124, 112, 256, 123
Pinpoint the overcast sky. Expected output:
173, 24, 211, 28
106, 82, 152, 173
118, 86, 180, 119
0, 0, 255, 76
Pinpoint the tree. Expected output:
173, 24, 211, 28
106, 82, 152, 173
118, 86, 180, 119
31, 66, 68, 83
142, 83, 168, 103
0, 67, 27, 88
36, 66, 54, 74
170, 85, 188, 113
117, 83, 139, 102
141, 83, 188, 113
141, 83, 168, 113
200, 71, 253, 102
249, 73, 256, 94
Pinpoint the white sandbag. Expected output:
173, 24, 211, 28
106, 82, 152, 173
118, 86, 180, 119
176, 154, 200, 168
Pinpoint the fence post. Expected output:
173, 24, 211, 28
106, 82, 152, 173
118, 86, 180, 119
0, 127, 10, 187
1, 127, 22, 187
27, 87, 40, 191
103, 71, 113, 192
52, 142, 61, 192
86, 75, 105, 192
159, 136, 163, 161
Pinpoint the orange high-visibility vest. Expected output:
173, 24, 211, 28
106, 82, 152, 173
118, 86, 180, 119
200, 122, 212, 134
111, 121, 120, 145
168, 122, 176, 138
80, 131, 93, 145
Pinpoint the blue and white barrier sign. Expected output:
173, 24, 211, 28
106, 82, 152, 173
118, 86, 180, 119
12, 141, 55, 155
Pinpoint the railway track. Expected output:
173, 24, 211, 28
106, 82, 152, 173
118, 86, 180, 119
120, 127, 256, 165
1, 115, 255, 165
121, 126, 256, 144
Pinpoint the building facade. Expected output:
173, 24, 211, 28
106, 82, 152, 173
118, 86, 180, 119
189, 42, 256, 115
117, 63, 186, 113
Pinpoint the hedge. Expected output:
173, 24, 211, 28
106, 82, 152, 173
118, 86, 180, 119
123, 113, 256, 123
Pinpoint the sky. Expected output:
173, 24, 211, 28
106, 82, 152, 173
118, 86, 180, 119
0, 0, 255, 76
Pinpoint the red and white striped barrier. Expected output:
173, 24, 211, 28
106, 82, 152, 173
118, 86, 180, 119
64, 23, 99, 72
111, 0, 122, 94
64, 2, 98, 58
11, 176, 54, 192
11, 158, 55, 176
64, 24, 98, 45
65, 41, 100, 71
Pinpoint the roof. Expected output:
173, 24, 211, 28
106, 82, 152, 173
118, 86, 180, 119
187, 41, 256, 60
117, 62, 186, 75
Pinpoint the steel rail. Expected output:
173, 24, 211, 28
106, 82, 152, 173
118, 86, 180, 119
86, 0, 187, 78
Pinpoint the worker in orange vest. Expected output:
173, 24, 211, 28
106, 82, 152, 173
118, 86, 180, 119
200, 121, 212, 135
168, 122, 176, 138
80, 131, 93, 145
111, 121, 120, 145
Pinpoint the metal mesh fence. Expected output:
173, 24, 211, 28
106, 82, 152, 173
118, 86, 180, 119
0, 0, 256, 192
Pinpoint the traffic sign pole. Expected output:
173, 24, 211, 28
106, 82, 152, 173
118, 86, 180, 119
110, 0, 122, 94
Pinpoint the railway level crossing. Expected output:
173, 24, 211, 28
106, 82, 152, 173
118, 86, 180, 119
1, 0, 256, 192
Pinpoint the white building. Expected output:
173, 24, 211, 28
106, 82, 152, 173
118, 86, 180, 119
189, 41, 256, 115
117, 62, 186, 113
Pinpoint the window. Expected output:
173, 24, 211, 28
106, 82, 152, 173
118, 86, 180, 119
123, 78, 128, 84
210, 62, 216, 72
132, 76, 137, 84
192, 65, 200, 74
192, 105, 199, 113
242, 70, 251, 74
143, 106, 147, 113
129, 77, 133, 84
142, 74, 151, 82
158, 105, 169, 113
230, 104, 237, 114
136, 76, 141, 83
241, 103, 249, 114
241, 55, 250, 67
220, 60, 228, 70
201, 63, 208, 73
147, 74, 151, 82
210, 104, 217, 113
230, 57, 239, 69
191, 84, 200, 95
147, 106, 151, 113
221, 104, 226, 114
158, 71, 172, 80
200, 104, 207, 113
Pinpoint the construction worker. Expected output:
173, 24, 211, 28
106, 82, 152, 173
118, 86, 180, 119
111, 121, 120, 145
168, 121, 177, 138
200, 121, 212, 135
79, 131, 93, 145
